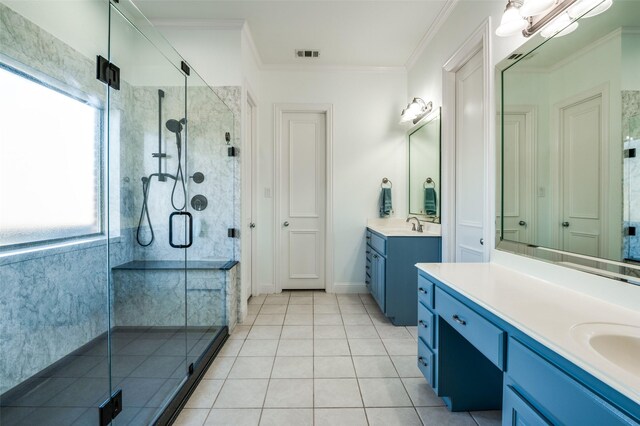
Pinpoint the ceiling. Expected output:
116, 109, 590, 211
132, 0, 450, 68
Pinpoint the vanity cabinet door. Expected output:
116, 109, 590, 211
371, 252, 386, 312
503, 385, 551, 426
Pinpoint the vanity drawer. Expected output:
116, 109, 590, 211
435, 288, 505, 369
418, 337, 435, 387
367, 231, 386, 255
417, 274, 434, 309
507, 338, 638, 426
417, 301, 435, 348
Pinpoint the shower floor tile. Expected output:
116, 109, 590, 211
0, 326, 222, 425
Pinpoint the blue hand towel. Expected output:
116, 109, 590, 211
424, 187, 437, 216
379, 187, 392, 217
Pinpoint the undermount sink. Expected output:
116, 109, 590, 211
570, 323, 640, 378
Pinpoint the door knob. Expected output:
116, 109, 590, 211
480, 238, 484, 245
518, 220, 527, 227
283, 221, 290, 227
562, 222, 570, 228
249, 223, 256, 229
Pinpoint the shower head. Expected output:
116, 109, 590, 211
165, 119, 183, 134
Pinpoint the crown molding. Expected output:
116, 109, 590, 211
150, 18, 245, 30
260, 63, 406, 73
405, 0, 460, 71
241, 22, 265, 70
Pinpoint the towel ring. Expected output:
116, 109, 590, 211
424, 177, 435, 189
381, 177, 393, 188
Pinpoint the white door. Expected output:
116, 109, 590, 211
501, 111, 534, 244
279, 111, 326, 289
244, 97, 256, 300
560, 95, 603, 257
455, 50, 486, 262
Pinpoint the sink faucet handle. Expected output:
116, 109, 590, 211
411, 223, 416, 231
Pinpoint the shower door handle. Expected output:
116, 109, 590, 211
169, 211, 193, 248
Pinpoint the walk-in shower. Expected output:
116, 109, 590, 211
0, 1, 238, 424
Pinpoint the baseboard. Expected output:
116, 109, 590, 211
332, 282, 368, 294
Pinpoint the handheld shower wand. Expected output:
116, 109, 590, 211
166, 118, 187, 211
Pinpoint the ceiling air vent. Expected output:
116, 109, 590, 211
295, 49, 320, 59
507, 53, 524, 60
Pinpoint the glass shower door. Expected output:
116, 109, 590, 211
107, 2, 189, 424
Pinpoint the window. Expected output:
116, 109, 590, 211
0, 64, 103, 248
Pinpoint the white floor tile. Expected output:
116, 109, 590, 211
276, 339, 313, 356
358, 378, 412, 407
401, 377, 444, 406
313, 339, 350, 356
280, 325, 313, 339
470, 410, 503, 426
375, 325, 413, 339
204, 408, 261, 426
337, 295, 364, 305
314, 379, 363, 408
264, 378, 313, 408
382, 339, 417, 356
241, 315, 257, 326
390, 356, 423, 378
313, 304, 341, 314
314, 314, 343, 325
284, 314, 313, 325
314, 326, 347, 339
247, 305, 261, 315
227, 357, 274, 379
203, 357, 235, 380
314, 356, 356, 378
254, 314, 285, 326
416, 407, 477, 426
288, 296, 313, 305
259, 408, 313, 426
339, 304, 367, 314
217, 340, 244, 357
259, 304, 287, 314
229, 325, 251, 340
271, 356, 314, 378
185, 380, 224, 409
175, 408, 209, 425
345, 325, 379, 339
213, 379, 269, 408
314, 408, 368, 426
248, 295, 266, 305
348, 339, 387, 356
247, 326, 282, 340
352, 356, 398, 378
286, 304, 313, 314
263, 296, 290, 305
341, 314, 373, 326
366, 408, 422, 426
238, 340, 279, 357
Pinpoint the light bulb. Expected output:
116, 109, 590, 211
519, 0, 555, 17
496, 1, 529, 37
541, 12, 579, 38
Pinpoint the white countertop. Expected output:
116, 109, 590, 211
367, 218, 441, 237
416, 262, 640, 405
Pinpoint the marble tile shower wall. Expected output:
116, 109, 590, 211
623, 91, 640, 261
0, 3, 132, 394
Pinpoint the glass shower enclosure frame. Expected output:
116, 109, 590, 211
0, 0, 235, 424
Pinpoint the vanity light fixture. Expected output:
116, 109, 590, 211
400, 98, 433, 125
496, 0, 612, 38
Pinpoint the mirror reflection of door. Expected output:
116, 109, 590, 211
501, 108, 535, 245
557, 92, 606, 258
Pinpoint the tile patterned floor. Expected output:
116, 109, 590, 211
175, 292, 502, 426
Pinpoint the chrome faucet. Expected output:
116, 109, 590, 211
406, 216, 424, 232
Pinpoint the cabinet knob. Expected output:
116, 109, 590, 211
418, 287, 428, 294
418, 320, 428, 328
418, 356, 428, 367
562, 221, 570, 228
283, 221, 290, 227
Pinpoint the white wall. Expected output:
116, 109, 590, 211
256, 69, 408, 293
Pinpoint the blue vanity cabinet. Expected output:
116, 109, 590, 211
416, 270, 640, 424
366, 228, 441, 326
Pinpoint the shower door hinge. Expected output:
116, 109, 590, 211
228, 146, 239, 157
96, 55, 120, 90
181, 61, 191, 76
228, 228, 240, 238
625, 148, 636, 158
98, 388, 122, 426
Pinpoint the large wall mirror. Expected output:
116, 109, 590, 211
409, 108, 441, 220
498, 0, 640, 282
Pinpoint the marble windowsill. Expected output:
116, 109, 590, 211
416, 261, 640, 405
